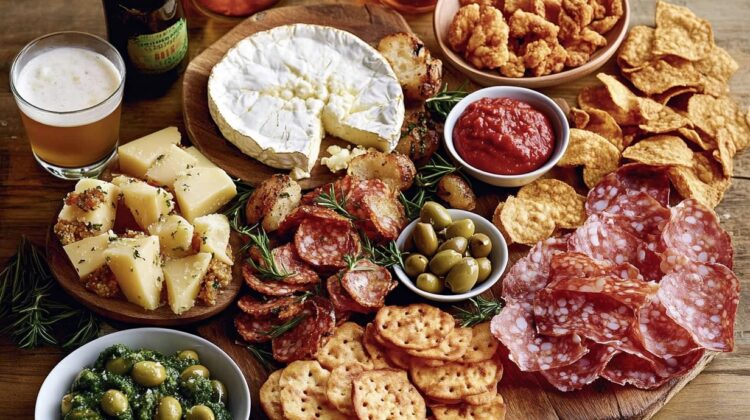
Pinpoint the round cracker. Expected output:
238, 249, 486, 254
279, 360, 346, 420
363, 323, 392, 369
405, 326, 472, 362
326, 362, 369, 416
459, 322, 500, 363
259, 370, 284, 420
352, 369, 426, 420
432, 395, 507, 420
316, 322, 372, 370
410, 358, 501, 401
374, 304, 454, 350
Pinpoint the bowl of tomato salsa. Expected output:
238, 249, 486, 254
444, 86, 570, 187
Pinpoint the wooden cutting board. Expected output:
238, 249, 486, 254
182, 3, 412, 189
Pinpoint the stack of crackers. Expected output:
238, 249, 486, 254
260, 304, 506, 419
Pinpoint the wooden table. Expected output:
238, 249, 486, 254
0, 0, 748, 418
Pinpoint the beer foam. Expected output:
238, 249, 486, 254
15, 47, 122, 127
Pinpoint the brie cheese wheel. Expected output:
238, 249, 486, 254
208, 24, 404, 172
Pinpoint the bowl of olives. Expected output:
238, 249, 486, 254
35, 328, 250, 419
394, 201, 509, 302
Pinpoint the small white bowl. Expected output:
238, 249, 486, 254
443, 86, 570, 187
35, 328, 251, 419
394, 209, 508, 303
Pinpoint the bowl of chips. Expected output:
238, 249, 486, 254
433, 0, 630, 88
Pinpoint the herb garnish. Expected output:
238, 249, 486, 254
223, 179, 255, 234
314, 184, 356, 220
425, 82, 469, 121
261, 314, 308, 339
244, 343, 277, 372
453, 295, 505, 327
245, 227, 294, 281
361, 235, 404, 269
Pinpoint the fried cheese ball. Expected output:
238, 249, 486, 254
509, 9, 559, 43
449, 5, 511, 70
448, 4, 482, 53
503, 0, 546, 16
499, 50, 526, 77
522, 39, 567, 76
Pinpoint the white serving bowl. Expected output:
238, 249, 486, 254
35, 328, 251, 419
394, 209, 508, 303
443, 86, 570, 187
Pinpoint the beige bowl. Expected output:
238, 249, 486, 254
433, 0, 630, 88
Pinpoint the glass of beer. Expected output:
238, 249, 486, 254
10, 32, 125, 180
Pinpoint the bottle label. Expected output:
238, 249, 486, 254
127, 18, 188, 74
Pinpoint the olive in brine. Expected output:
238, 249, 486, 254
404, 254, 429, 277
156, 396, 183, 420
412, 223, 439, 256
445, 219, 475, 239
429, 249, 463, 276
181, 364, 210, 381
178, 350, 200, 362
131, 361, 167, 387
416, 273, 444, 293
420, 201, 452, 229
105, 357, 133, 375
61, 393, 74, 415
186, 404, 215, 420
469, 233, 492, 258
437, 236, 468, 254
445, 257, 479, 293
211, 379, 228, 404
476, 257, 492, 283
100, 389, 128, 416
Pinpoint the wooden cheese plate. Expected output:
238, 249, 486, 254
182, 3, 412, 189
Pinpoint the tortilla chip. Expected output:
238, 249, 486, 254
570, 107, 591, 128
687, 94, 750, 151
653, 1, 714, 61
638, 104, 692, 134
652, 86, 698, 105
668, 152, 730, 209
558, 128, 621, 188
677, 127, 715, 151
616, 25, 655, 70
695, 45, 739, 82
622, 135, 693, 167
499, 196, 556, 245
712, 128, 736, 177
625, 58, 703, 95
517, 179, 586, 229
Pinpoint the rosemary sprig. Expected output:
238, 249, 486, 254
400, 189, 430, 221
343, 254, 375, 273
262, 314, 308, 339
453, 296, 505, 327
243, 343, 277, 373
361, 236, 404, 269
425, 82, 469, 121
224, 179, 255, 235
314, 184, 356, 220
245, 227, 294, 281
415, 153, 461, 189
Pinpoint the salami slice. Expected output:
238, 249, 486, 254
501, 235, 569, 303
634, 295, 700, 358
300, 176, 355, 206
272, 296, 336, 363
270, 243, 320, 285
547, 274, 657, 311
540, 342, 619, 392
340, 259, 396, 309
242, 264, 314, 296
276, 204, 351, 237
658, 261, 740, 352
235, 313, 275, 344
600, 191, 670, 251
550, 253, 643, 284
490, 299, 587, 372
601, 352, 671, 389
236, 295, 304, 320
326, 274, 373, 314
586, 164, 670, 215
661, 199, 733, 272
294, 219, 360, 270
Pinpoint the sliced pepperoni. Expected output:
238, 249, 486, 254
276, 204, 351, 237
326, 273, 373, 314
236, 295, 304, 320
601, 352, 671, 389
272, 296, 336, 363
294, 219, 360, 270
300, 176, 355, 206
586, 164, 670, 215
490, 299, 587, 372
234, 313, 274, 344
269, 243, 320, 285
540, 341, 619, 392
501, 235, 569, 303
533, 288, 633, 343
547, 274, 657, 311
242, 264, 314, 296
340, 259, 396, 309
661, 199, 733, 272
658, 261, 740, 352
634, 295, 700, 358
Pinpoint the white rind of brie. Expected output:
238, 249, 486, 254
208, 24, 405, 173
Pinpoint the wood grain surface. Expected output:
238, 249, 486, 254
0, 0, 748, 419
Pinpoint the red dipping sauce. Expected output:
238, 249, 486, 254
453, 97, 555, 175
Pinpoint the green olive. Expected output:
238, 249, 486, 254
445, 257, 479, 293
100, 389, 128, 416
156, 396, 183, 420
186, 404, 215, 420
64, 408, 102, 419
131, 361, 167, 387
416, 273, 444, 293
61, 393, 74, 415
428, 249, 463, 276
412, 223, 439, 257
438, 236, 468, 254
404, 254, 429, 277
445, 219, 475, 239
476, 257, 492, 283
211, 379, 229, 404
181, 364, 210, 381
469, 233, 492, 258
420, 201, 452, 229
178, 350, 200, 362
105, 357, 133, 375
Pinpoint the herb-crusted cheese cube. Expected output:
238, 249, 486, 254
193, 214, 233, 265
145, 144, 199, 187
185, 146, 218, 169
163, 252, 211, 315
57, 178, 120, 234
113, 176, 174, 231
173, 168, 237, 222
148, 214, 194, 258
62, 231, 116, 279
118, 127, 181, 178
104, 236, 163, 310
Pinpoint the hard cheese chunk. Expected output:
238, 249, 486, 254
58, 178, 120, 234
173, 168, 236, 222
145, 144, 198, 187
185, 146, 218, 169
148, 214, 194, 258
193, 214, 233, 265
113, 176, 174, 230
163, 252, 211, 315
63, 231, 115, 279
118, 127, 181, 178
104, 236, 163, 310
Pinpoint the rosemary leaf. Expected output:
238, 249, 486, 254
262, 314, 308, 339
425, 82, 469, 121
314, 184, 356, 220
243, 343, 277, 373
453, 296, 505, 327
245, 227, 294, 281
361, 236, 404, 269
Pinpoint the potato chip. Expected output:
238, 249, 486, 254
517, 179, 586, 229
260, 370, 284, 420
326, 362, 369, 416
558, 128, 621, 188
570, 107, 591, 129
353, 369, 426, 420
279, 360, 346, 420
653, 1, 714, 61
374, 304, 454, 350
432, 395, 507, 420
499, 196, 556, 245
625, 58, 703, 95
668, 152, 731, 209
617, 25, 655, 70
638, 103, 692, 134
410, 358, 502, 401
406, 327, 472, 362
622, 135, 693, 167
687, 94, 750, 152
316, 322, 372, 370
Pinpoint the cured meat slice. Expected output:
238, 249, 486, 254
533, 289, 633, 343
237, 295, 304, 320
277, 204, 351, 237
242, 264, 315, 296
634, 295, 700, 358
326, 274, 373, 314
501, 235, 569, 303
294, 219, 360, 270
586, 164, 670, 214
547, 274, 657, 310
540, 342, 619, 392
550, 253, 643, 284
601, 352, 672, 389
490, 300, 587, 372
270, 243, 320, 285
658, 261, 740, 352
346, 178, 406, 242
340, 259, 396, 309
599, 190, 670, 251
272, 296, 336, 363
661, 199, 733, 271
300, 176, 355, 206
235, 313, 275, 344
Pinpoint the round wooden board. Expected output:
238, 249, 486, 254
182, 3, 412, 189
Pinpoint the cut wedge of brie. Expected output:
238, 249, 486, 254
208, 24, 405, 173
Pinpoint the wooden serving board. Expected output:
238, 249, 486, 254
182, 3, 412, 189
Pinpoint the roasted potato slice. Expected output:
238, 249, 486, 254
245, 174, 301, 232
437, 173, 477, 211
396, 107, 440, 166
378, 32, 443, 101
347, 151, 416, 194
